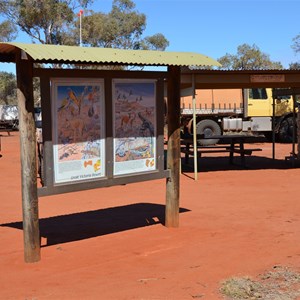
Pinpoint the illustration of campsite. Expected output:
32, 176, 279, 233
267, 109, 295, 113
114, 81, 156, 165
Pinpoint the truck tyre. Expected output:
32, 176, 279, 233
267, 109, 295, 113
262, 131, 273, 142
196, 119, 221, 146
278, 117, 295, 143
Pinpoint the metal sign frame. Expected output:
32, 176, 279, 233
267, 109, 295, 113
34, 68, 169, 197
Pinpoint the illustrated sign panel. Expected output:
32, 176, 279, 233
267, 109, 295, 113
113, 79, 157, 176
52, 78, 105, 183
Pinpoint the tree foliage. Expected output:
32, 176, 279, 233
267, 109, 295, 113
140, 34, 170, 51
0, 72, 41, 105
68, 0, 169, 50
0, 72, 17, 105
218, 44, 283, 70
0, 20, 17, 42
290, 34, 300, 69
0, 0, 91, 44
292, 34, 300, 54
0, 0, 169, 50
289, 62, 300, 70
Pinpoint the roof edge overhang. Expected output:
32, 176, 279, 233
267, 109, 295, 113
180, 67, 300, 74
180, 68, 300, 89
0, 42, 221, 68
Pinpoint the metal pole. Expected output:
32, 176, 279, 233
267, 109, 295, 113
272, 93, 275, 160
292, 92, 297, 166
192, 74, 198, 180
80, 13, 82, 47
80, 16, 82, 46
79, 10, 83, 47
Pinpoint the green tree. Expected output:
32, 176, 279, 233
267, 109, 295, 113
140, 33, 170, 51
70, 0, 169, 50
289, 62, 300, 70
0, 0, 169, 50
0, 0, 93, 44
292, 34, 300, 54
0, 72, 41, 105
218, 43, 283, 70
290, 34, 300, 69
0, 72, 17, 105
0, 20, 17, 42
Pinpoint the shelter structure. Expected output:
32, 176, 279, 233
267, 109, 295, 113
180, 68, 300, 178
2, 43, 300, 263
0, 42, 220, 263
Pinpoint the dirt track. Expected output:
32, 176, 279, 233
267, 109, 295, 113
1, 132, 300, 299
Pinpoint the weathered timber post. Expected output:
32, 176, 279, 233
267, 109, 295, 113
165, 66, 181, 227
16, 51, 40, 263
298, 108, 300, 160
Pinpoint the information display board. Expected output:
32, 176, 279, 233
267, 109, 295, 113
113, 79, 157, 176
51, 78, 105, 183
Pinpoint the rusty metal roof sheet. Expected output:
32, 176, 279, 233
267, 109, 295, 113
0, 42, 221, 67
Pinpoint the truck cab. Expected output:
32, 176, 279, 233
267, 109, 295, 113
245, 88, 296, 142
246, 88, 293, 118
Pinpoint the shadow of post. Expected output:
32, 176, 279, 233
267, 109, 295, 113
1, 203, 190, 247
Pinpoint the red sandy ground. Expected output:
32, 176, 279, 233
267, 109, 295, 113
1, 132, 300, 299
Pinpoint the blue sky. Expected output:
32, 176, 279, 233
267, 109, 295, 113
1, 0, 300, 73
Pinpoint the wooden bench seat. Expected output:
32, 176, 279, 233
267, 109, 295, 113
182, 147, 262, 157
232, 148, 262, 155
181, 138, 262, 167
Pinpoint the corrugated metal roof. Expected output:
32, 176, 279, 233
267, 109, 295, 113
0, 42, 221, 67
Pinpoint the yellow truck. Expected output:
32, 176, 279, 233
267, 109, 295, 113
181, 88, 296, 145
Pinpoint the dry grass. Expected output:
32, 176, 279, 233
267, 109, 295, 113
220, 265, 300, 300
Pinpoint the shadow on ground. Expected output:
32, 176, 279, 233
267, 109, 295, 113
181, 154, 300, 175
1, 203, 190, 247
181, 155, 298, 173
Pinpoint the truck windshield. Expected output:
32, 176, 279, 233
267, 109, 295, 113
249, 88, 268, 99
272, 88, 292, 101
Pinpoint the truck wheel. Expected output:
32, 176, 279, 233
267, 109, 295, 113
262, 131, 273, 142
196, 119, 221, 146
278, 117, 295, 143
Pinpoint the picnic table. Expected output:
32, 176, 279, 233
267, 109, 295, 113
181, 134, 262, 167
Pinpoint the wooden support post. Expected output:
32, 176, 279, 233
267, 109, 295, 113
292, 93, 297, 162
192, 74, 198, 180
272, 95, 276, 160
16, 51, 40, 263
298, 109, 300, 160
165, 66, 181, 227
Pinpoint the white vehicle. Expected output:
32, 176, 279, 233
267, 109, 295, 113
34, 107, 44, 185
0, 105, 19, 130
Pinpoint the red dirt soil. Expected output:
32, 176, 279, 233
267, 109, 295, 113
1, 132, 300, 299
